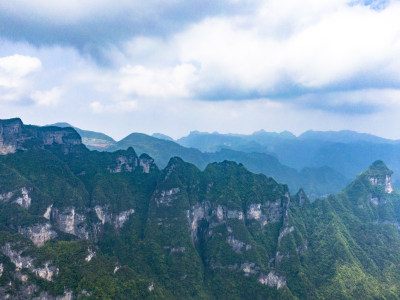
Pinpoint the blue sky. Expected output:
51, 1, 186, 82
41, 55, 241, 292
1, 0, 400, 140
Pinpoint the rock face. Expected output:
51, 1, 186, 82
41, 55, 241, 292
364, 160, 394, 194
0, 118, 24, 155
18, 223, 57, 247
50, 207, 88, 239
258, 271, 286, 289
0, 118, 82, 155
15, 187, 32, 209
1, 243, 59, 281
94, 206, 135, 228
108, 154, 137, 173
107, 150, 157, 174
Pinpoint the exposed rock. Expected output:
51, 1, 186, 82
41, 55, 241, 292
156, 188, 180, 207
94, 206, 135, 228
188, 202, 209, 242
278, 226, 294, 245
43, 205, 53, 220
365, 161, 394, 194
0, 263, 3, 277
94, 206, 107, 224
0, 191, 14, 202
35, 263, 58, 281
139, 154, 156, 174
247, 199, 284, 227
0, 118, 24, 155
1, 243, 58, 281
385, 175, 393, 194
18, 223, 57, 247
240, 263, 259, 276
85, 248, 96, 262
115, 209, 135, 228
0, 118, 83, 156
51, 207, 88, 239
148, 282, 154, 292
108, 155, 137, 173
15, 187, 32, 209
258, 271, 286, 290
227, 236, 251, 254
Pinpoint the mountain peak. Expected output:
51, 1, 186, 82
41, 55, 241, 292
361, 160, 393, 194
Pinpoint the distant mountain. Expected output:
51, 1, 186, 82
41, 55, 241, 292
152, 133, 174, 141
176, 130, 400, 185
44, 123, 400, 198
103, 133, 349, 199
299, 130, 396, 144
107, 132, 209, 169
47, 122, 116, 150
1, 120, 400, 299
177, 130, 296, 153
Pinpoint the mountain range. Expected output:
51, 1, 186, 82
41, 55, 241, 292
1, 118, 400, 299
48, 123, 400, 199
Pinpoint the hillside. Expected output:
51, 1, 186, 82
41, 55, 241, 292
1, 119, 400, 299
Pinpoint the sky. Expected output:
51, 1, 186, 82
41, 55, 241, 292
1, 0, 400, 140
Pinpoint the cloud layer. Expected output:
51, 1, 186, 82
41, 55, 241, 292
1, 0, 400, 139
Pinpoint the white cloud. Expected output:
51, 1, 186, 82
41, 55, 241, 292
119, 63, 197, 98
0, 54, 42, 102
111, 0, 400, 98
2, 1, 400, 140
31, 87, 62, 106
90, 100, 138, 114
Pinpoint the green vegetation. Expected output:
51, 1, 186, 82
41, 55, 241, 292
1, 121, 400, 299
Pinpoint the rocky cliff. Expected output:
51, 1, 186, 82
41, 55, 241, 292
0, 118, 83, 155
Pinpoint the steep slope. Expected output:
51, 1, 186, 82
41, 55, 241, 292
2, 119, 400, 299
47, 122, 116, 150
287, 161, 400, 299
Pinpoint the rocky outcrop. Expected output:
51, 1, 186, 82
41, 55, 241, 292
278, 226, 294, 245
155, 188, 181, 207
85, 248, 96, 262
0, 118, 82, 156
50, 207, 88, 239
0, 118, 24, 155
94, 206, 135, 228
364, 160, 394, 194
0, 191, 14, 202
18, 223, 57, 247
1, 243, 59, 281
246, 198, 286, 227
139, 154, 156, 174
258, 271, 286, 290
15, 187, 32, 209
108, 155, 138, 173
227, 236, 251, 253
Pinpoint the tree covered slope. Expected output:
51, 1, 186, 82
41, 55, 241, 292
1, 119, 400, 299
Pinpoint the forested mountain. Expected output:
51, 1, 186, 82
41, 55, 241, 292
1, 118, 400, 299
51, 124, 349, 199
176, 130, 400, 186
